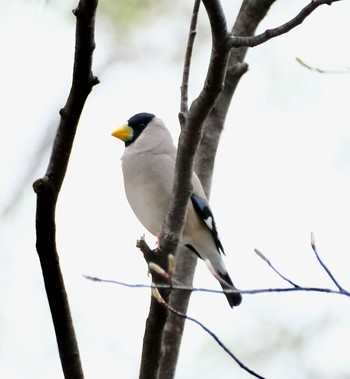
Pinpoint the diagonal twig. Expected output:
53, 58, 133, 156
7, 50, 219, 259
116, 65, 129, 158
254, 248, 300, 288
310, 233, 346, 292
296, 57, 350, 74
167, 304, 267, 379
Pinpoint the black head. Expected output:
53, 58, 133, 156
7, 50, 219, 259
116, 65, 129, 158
126, 112, 155, 146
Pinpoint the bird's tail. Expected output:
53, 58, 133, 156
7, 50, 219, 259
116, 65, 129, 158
218, 272, 242, 307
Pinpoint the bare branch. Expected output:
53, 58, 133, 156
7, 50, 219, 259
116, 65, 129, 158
310, 233, 346, 292
160, 1, 276, 376
196, 0, 276, 192
160, 0, 231, 254
166, 305, 267, 379
86, 234, 350, 299
158, 2, 235, 371
139, 296, 169, 379
296, 57, 350, 74
179, 0, 201, 127
86, 272, 350, 379
84, 276, 350, 298
228, 0, 342, 48
254, 248, 300, 288
32, 0, 99, 377
139, 0, 345, 377
137, 237, 172, 379
136, 236, 173, 300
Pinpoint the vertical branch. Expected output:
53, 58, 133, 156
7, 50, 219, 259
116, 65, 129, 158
197, 0, 276, 191
159, 3, 202, 376
138, 298, 168, 379
159, 1, 232, 378
160, 1, 277, 378
159, 245, 197, 378
142, 2, 230, 378
32, 0, 99, 377
160, 0, 231, 255
137, 239, 171, 379
179, 0, 201, 127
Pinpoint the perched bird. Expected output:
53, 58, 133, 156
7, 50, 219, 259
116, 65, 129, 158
111, 112, 242, 307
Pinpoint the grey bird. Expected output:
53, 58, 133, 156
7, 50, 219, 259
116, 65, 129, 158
111, 112, 242, 307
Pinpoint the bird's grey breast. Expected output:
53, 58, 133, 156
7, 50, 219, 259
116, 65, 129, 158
121, 147, 176, 236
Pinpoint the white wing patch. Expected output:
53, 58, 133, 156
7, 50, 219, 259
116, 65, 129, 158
204, 215, 214, 230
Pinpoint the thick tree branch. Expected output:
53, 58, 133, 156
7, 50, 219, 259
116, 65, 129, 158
160, 0, 230, 254
160, 2, 276, 377
137, 237, 172, 379
140, 1, 343, 378
138, 297, 169, 379
198, 0, 276, 192
32, 1, 99, 377
140, 4, 232, 378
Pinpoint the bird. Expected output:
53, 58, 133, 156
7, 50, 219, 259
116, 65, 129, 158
111, 112, 242, 307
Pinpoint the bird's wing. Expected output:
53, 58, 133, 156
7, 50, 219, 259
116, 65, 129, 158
190, 193, 225, 255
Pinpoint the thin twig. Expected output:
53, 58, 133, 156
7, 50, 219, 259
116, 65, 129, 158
179, 0, 201, 127
84, 275, 350, 297
228, 0, 342, 48
167, 304, 266, 379
254, 248, 300, 288
310, 233, 346, 292
296, 57, 350, 74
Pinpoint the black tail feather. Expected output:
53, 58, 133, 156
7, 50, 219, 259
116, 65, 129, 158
219, 272, 242, 307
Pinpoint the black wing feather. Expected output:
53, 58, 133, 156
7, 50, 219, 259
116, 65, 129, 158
190, 194, 225, 255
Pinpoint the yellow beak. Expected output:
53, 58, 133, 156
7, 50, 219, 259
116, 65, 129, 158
111, 123, 134, 142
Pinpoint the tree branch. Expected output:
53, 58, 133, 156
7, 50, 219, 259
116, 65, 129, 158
166, 305, 266, 379
137, 237, 172, 379
160, 2, 276, 377
138, 5, 203, 373
84, 275, 350, 299
254, 248, 301, 288
86, 258, 350, 379
139, 0, 344, 378
87, 230, 350, 377
296, 57, 350, 74
160, 0, 230, 254
179, 0, 201, 127
197, 0, 276, 192
228, 0, 342, 48
310, 233, 346, 292
157, 3, 233, 376
32, 1, 99, 377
